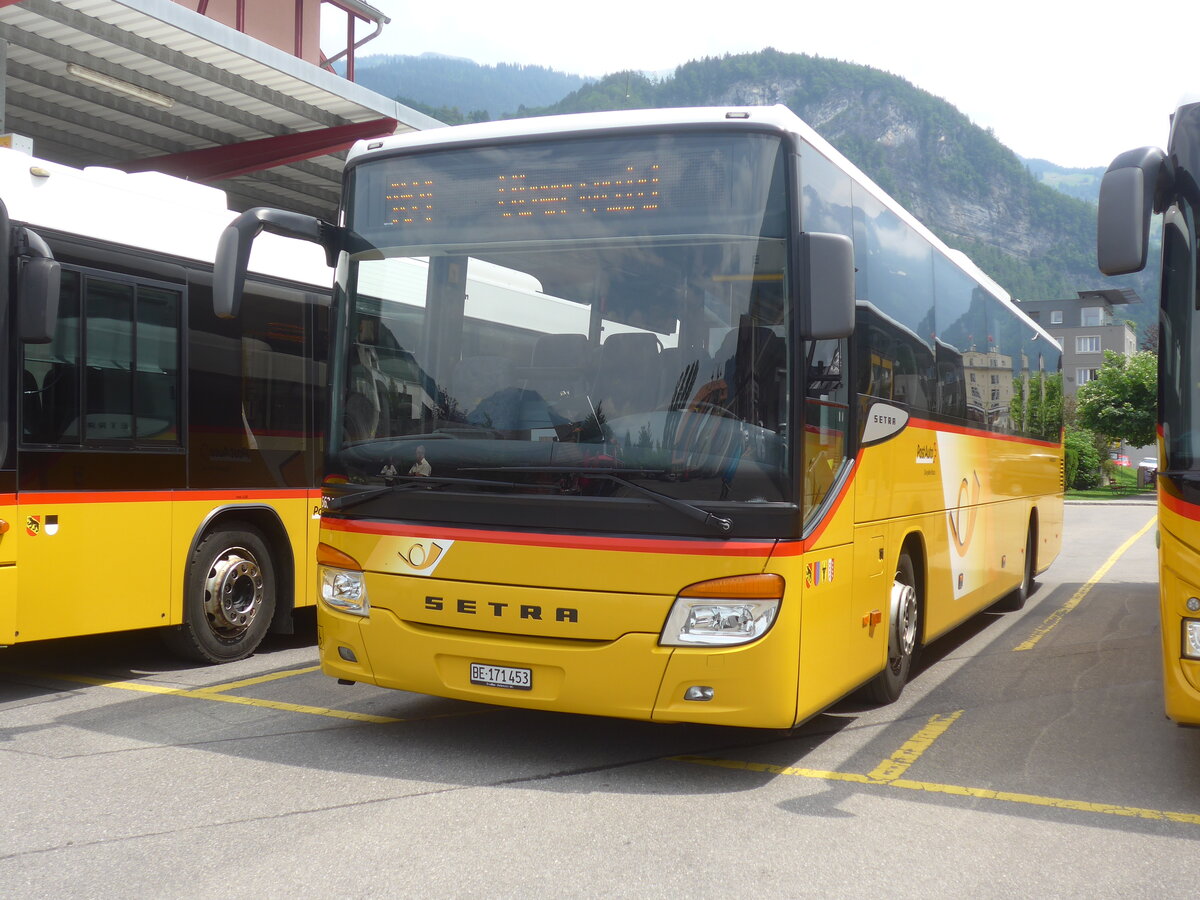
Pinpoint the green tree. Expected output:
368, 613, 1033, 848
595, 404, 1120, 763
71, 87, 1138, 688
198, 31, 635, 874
1075, 350, 1157, 448
1064, 425, 1102, 489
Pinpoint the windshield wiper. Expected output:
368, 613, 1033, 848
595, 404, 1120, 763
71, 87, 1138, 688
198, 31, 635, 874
463, 466, 734, 534
324, 474, 520, 512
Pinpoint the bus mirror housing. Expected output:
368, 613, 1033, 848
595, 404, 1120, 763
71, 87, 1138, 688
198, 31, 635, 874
1097, 146, 1171, 276
214, 207, 340, 318
798, 231, 855, 339
18, 227, 60, 344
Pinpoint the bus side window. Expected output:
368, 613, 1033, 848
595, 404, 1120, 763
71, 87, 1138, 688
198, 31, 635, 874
22, 269, 80, 445
804, 338, 849, 520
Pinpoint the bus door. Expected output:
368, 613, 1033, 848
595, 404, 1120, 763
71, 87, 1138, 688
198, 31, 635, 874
0, 366, 12, 643
4, 214, 63, 643
17, 265, 180, 641
797, 337, 869, 708
0, 490, 13, 643
0, 239, 12, 642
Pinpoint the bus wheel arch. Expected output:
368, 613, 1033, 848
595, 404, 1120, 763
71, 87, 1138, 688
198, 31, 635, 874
164, 509, 294, 663
864, 533, 925, 705
995, 510, 1038, 613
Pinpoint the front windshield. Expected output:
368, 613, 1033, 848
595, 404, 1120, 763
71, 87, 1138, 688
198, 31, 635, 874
332, 130, 792, 510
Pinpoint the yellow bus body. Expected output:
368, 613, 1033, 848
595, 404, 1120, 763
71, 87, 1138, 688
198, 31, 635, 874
319, 422, 1062, 728
3, 489, 320, 645
1158, 490, 1200, 724
0, 493, 15, 642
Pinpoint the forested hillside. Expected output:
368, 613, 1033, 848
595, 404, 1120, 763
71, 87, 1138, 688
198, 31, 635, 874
1024, 159, 1104, 205
354, 54, 584, 121
359, 49, 1156, 337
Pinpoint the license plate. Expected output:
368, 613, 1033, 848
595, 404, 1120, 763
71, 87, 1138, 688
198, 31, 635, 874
470, 663, 532, 690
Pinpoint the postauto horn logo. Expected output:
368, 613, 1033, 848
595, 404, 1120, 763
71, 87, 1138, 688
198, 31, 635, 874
397, 538, 454, 576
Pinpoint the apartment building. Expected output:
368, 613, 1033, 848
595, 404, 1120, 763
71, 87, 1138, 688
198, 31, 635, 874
1017, 289, 1140, 397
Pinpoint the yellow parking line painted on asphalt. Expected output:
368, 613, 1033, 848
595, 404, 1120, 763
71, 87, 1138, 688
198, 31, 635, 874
14, 671, 402, 724
868, 709, 964, 782
671, 756, 878, 784
673, 755, 1200, 826
1013, 514, 1157, 652
200, 666, 321, 693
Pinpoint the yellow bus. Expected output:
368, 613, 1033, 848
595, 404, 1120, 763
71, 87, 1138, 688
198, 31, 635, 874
1098, 96, 1200, 724
218, 106, 1064, 727
0, 149, 331, 662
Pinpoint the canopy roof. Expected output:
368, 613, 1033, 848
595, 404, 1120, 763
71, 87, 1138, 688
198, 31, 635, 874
0, 0, 441, 218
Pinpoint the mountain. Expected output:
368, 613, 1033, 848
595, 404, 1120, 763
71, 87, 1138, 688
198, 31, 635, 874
1024, 158, 1104, 205
356, 49, 1157, 339
352, 53, 585, 120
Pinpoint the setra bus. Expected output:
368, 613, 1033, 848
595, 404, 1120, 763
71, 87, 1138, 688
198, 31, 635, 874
1098, 95, 1200, 725
218, 106, 1064, 728
0, 148, 331, 662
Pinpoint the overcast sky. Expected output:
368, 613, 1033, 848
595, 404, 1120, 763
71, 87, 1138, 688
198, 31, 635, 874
335, 0, 1197, 169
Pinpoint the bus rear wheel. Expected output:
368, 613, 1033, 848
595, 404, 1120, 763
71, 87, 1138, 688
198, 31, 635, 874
164, 525, 276, 663
994, 519, 1036, 612
864, 551, 920, 705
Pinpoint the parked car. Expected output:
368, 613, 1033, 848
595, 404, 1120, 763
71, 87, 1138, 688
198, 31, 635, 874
1109, 452, 1131, 467
1139, 457, 1158, 473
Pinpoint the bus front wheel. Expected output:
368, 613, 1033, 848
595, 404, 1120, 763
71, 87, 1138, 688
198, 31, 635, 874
164, 525, 276, 663
865, 551, 920, 704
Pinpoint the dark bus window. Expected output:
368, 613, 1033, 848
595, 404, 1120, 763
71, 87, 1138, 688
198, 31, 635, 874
23, 269, 81, 444
136, 285, 181, 442
21, 268, 181, 448
85, 277, 135, 442
852, 188, 935, 412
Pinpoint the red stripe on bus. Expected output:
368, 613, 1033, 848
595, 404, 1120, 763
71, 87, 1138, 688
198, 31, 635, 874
320, 516, 778, 557
321, 417, 1058, 559
1161, 491, 1200, 522
17, 488, 316, 505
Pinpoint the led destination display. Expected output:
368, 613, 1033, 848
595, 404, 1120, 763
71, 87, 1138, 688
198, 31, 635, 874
351, 132, 788, 246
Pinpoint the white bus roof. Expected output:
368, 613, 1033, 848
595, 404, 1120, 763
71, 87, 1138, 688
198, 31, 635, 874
0, 148, 331, 288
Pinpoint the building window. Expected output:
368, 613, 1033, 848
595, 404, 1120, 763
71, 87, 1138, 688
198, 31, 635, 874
1077, 367, 1099, 385
1081, 307, 1104, 326
1076, 335, 1101, 353
1050, 310, 1063, 324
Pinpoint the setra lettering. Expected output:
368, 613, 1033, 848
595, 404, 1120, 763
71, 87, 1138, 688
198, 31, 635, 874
423, 595, 578, 623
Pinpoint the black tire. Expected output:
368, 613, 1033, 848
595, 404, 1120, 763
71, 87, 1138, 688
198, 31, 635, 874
994, 520, 1036, 613
864, 551, 920, 705
163, 525, 276, 663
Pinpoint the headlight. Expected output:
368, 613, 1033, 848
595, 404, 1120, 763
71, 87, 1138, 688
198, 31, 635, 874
1183, 619, 1200, 660
319, 565, 369, 616
660, 574, 783, 646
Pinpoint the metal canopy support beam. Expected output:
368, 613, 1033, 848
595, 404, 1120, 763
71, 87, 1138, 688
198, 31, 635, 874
121, 117, 398, 182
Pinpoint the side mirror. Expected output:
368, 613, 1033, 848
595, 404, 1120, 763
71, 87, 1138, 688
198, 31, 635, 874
798, 231, 855, 339
214, 207, 339, 318
18, 228, 60, 344
1097, 146, 1170, 276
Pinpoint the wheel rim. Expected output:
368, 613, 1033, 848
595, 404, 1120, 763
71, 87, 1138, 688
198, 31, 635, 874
202, 547, 264, 639
889, 577, 918, 671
